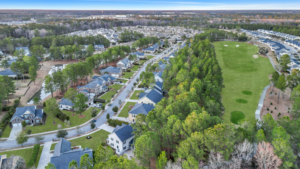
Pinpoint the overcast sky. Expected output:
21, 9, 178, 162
1, 0, 300, 10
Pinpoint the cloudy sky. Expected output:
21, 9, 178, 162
1, 0, 300, 10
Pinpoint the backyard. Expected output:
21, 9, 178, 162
50, 129, 110, 150
130, 90, 142, 100
118, 102, 136, 118
214, 41, 274, 123
123, 72, 135, 79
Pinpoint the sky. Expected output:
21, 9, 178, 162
1, 0, 300, 10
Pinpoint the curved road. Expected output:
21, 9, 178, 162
0, 46, 178, 150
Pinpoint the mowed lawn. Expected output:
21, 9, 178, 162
123, 72, 135, 79
130, 65, 140, 71
99, 90, 118, 100
214, 41, 274, 123
109, 84, 123, 90
130, 90, 142, 100
50, 129, 109, 150
118, 102, 136, 117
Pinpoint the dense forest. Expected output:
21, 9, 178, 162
209, 23, 300, 36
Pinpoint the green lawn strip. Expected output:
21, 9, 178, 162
35, 146, 43, 167
62, 107, 101, 127
138, 60, 146, 65
147, 56, 154, 59
130, 65, 140, 71
2, 126, 12, 137
118, 102, 136, 118
120, 79, 128, 83
50, 129, 109, 150
26, 116, 66, 134
0, 147, 33, 165
130, 90, 142, 100
123, 72, 134, 79
214, 41, 274, 123
109, 84, 123, 90
99, 90, 118, 100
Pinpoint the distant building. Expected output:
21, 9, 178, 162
117, 58, 132, 70
0, 69, 18, 78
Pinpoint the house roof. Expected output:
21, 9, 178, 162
0, 69, 17, 76
113, 124, 134, 142
119, 58, 130, 66
158, 61, 163, 65
81, 78, 105, 89
155, 81, 163, 89
51, 139, 93, 169
129, 103, 155, 115
139, 92, 147, 99
92, 74, 116, 82
140, 89, 164, 104
60, 98, 74, 107
130, 52, 144, 56
10, 106, 41, 122
34, 109, 44, 119
100, 66, 121, 74
153, 71, 163, 78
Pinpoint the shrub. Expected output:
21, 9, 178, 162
22, 121, 27, 128
26, 129, 32, 135
13, 99, 20, 108
27, 144, 40, 167
288, 107, 290, 110
126, 69, 131, 72
112, 106, 118, 113
2, 106, 13, 111
91, 123, 96, 129
267, 108, 269, 111
107, 119, 129, 127
43, 102, 46, 107
230, 111, 245, 124
275, 93, 277, 95
101, 106, 105, 110
271, 110, 273, 113
56, 129, 68, 138
101, 142, 106, 146
106, 113, 110, 120
270, 102, 273, 105
278, 113, 281, 117
91, 109, 97, 118
133, 82, 137, 86
111, 94, 114, 98
275, 107, 277, 110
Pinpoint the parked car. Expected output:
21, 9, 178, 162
91, 120, 97, 123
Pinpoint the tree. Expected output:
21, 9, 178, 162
44, 75, 56, 98
33, 97, 40, 107
44, 98, 59, 124
270, 71, 279, 92
178, 132, 205, 161
275, 75, 287, 103
21, 120, 26, 128
68, 160, 78, 169
182, 156, 198, 169
29, 66, 37, 84
272, 138, 296, 169
79, 153, 93, 169
45, 162, 56, 169
0, 60, 9, 69
106, 113, 110, 120
156, 151, 167, 169
16, 132, 29, 146
256, 129, 267, 142
287, 69, 300, 93
254, 141, 282, 169
74, 93, 88, 116
64, 88, 77, 113
279, 54, 290, 72
56, 129, 68, 138
34, 135, 45, 144
86, 44, 94, 58
112, 106, 118, 113
91, 108, 97, 117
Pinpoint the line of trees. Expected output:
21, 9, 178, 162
194, 29, 248, 42
131, 36, 160, 50
118, 29, 144, 43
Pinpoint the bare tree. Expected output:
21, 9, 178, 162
254, 141, 282, 169
231, 139, 256, 168
208, 151, 226, 169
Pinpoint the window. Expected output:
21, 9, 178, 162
36, 120, 40, 123
123, 140, 126, 144
24, 115, 28, 118
25, 120, 29, 123
111, 137, 113, 141
111, 143, 114, 146
123, 146, 126, 150
116, 140, 119, 144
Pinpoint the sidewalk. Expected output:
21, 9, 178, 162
37, 141, 53, 169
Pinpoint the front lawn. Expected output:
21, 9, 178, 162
214, 41, 274, 123
138, 60, 146, 65
0, 147, 33, 165
109, 84, 123, 90
119, 79, 128, 83
123, 72, 135, 79
130, 65, 140, 71
51, 129, 109, 150
36, 146, 43, 167
62, 107, 101, 127
147, 56, 154, 59
2, 126, 12, 137
130, 90, 142, 100
99, 90, 118, 100
118, 102, 136, 118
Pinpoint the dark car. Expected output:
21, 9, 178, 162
91, 120, 97, 123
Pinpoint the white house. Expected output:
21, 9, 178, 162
117, 58, 132, 70
153, 71, 163, 83
107, 124, 134, 155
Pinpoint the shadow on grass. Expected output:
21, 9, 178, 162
241, 91, 252, 95
230, 111, 245, 124
236, 99, 248, 104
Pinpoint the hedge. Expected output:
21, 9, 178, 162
107, 119, 129, 127
54, 109, 70, 121
0, 99, 20, 137
28, 144, 40, 167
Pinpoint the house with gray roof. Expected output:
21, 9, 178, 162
153, 71, 163, 82
50, 138, 93, 169
15, 47, 30, 56
107, 124, 134, 155
117, 58, 132, 70
130, 52, 145, 59
94, 45, 105, 51
59, 98, 74, 111
128, 103, 155, 123
0, 49, 3, 55
137, 89, 164, 106
100, 66, 122, 78
92, 74, 116, 86
77, 77, 108, 96
0, 69, 18, 78
10, 106, 44, 127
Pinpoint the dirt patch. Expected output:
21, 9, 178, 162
78, 115, 86, 118
260, 86, 292, 121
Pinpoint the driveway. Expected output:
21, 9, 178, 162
37, 141, 53, 169
7, 126, 22, 141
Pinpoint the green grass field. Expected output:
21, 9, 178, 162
147, 56, 154, 59
118, 102, 136, 118
2, 126, 12, 137
99, 90, 118, 100
123, 72, 135, 79
130, 65, 140, 71
50, 129, 109, 150
214, 41, 274, 123
109, 84, 123, 90
130, 90, 142, 100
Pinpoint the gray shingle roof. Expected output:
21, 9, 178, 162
129, 103, 155, 115
100, 66, 121, 74
141, 89, 164, 104
153, 71, 163, 78
113, 125, 134, 142
60, 98, 74, 107
0, 69, 17, 76
155, 81, 163, 90
10, 106, 43, 122
53, 138, 71, 157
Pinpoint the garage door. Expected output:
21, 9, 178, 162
12, 123, 21, 127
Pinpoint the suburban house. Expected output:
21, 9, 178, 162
153, 71, 163, 82
137, 89, 164, 106
142, 47, 156, 53
15, 47, 30, 56
94, 45, 105, 51
10, 106, 44, 127
50, 138, 93, 169
107, 124, 134, 155
59, 98, 74, 110
100, 66, 122, 78
77, 78, 108, 96
92, 74, 117, 86
130, 51, 145, 59
117, 58, 132, 70
156, 64, 166, 71
154, 81, 163, 93
0, 69, 18, 78
7, 58, 17, 66
128, 103, 155, 123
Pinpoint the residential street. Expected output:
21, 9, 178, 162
0, 45, 179, 150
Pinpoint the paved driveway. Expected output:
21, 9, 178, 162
7, 126, 22, 141
37, 141, 53, 169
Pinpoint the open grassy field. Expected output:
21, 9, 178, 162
50, 129, 109, 150
214, 41, 274, 123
